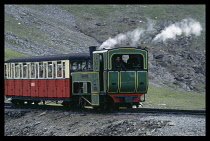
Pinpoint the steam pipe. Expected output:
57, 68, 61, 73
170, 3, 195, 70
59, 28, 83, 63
89, 46, 97, 69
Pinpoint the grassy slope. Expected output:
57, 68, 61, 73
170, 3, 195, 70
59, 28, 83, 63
5, 48, 30, 61
143, 85, 205, 110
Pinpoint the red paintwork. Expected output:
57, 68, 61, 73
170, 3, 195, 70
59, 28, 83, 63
39, 80, 47, 97
22, 79, 29, 97
108, 94, 143, 103
4, 79, 71, 98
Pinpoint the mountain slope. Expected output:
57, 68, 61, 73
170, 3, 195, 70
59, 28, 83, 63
4, 5, 205, 93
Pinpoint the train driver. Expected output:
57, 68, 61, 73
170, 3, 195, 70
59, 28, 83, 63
127, 54, 140, 69
112, 56, 126, 71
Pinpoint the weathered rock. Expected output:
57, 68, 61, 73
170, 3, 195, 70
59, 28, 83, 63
155, 54, 164, 59
168, 121, 176, 126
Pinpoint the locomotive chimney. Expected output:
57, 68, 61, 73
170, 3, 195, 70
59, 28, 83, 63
89, 46, 97, 69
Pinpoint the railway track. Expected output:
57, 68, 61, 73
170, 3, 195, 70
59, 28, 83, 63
118, 108, 205, 115
4, 102, 205, 116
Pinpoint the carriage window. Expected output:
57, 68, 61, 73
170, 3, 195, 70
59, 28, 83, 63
39, 63, 43, 78
11, 64, 14, 78
15, 64, 19, 78
31, 63, 35, 78
7, 64, 10, 78
6, 64, 9, 78
63, 62, 65, 78
19, 63, 23, 78
71, 62, 78, 71
71, 60, 90, 71
53, 62, 56, 78
44, 63, 47, 78
78, 61, 82, 70
57, 62, 62, 78
4, 64, 7, 78
81, 61, 88, 70
87, 60, 91, 70
27, 63, 30, 78
23, 63, 27, 78
36, 63, 39, 78
48, 62, 52, 78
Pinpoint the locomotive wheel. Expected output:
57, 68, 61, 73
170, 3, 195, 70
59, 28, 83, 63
11, 99, 18, 105
109, 103, 118, 112
18, 100, 25, 105
34, 100, 40, 105
105, 96, 118, 112
62, 101, 70, 108
127, 103, 132, 108
26, 100, 32, 105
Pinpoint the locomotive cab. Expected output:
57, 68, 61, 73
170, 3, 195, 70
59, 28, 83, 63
92, 47, 148, 108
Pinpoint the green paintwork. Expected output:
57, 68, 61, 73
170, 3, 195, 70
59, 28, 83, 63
120, 71, 135, 93
91, 94, 99, 105
93, 53, 100, 71
108, 71, 119, 93
71, 72, 100, 94
137, 71, 148, 93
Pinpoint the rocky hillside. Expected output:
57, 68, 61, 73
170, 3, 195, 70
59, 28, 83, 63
4, 5, 205, 93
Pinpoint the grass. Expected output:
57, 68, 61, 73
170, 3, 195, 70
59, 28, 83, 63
4, 48, 30, 61
143, 85, 205, 110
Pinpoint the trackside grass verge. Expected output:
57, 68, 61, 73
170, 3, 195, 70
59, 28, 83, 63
142, 85, 205, 110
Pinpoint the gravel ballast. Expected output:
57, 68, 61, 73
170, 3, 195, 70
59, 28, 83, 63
4, 109, 205, 136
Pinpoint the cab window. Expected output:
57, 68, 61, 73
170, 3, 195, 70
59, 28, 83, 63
112, 54, 144, 70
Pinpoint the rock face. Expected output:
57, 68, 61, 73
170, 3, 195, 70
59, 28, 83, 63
4, 5, 205, 93
147, 45, 205, 93
4, 5, 100, 55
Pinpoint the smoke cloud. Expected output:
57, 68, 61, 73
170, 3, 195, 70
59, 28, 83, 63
99, 27, 145, 50
99, 18, 202, 50
152, 18, 202, 42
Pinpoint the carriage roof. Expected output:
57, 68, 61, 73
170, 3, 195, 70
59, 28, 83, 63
5, 53, 90, 63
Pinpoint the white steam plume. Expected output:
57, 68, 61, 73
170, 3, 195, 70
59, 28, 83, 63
99, 18, 202, 50
152, 18, 202, 42
99, 27, 145, 50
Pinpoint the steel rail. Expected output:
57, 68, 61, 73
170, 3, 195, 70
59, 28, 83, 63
4, 102, 205, 116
